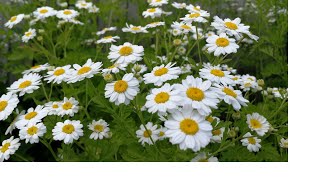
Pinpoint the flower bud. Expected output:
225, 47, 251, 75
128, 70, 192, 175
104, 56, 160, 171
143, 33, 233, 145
103, 73, 114, 82
232, 111, 241, 120
37, 36, 43, 41
257, 79, 265, 86
173, 39, 182, 46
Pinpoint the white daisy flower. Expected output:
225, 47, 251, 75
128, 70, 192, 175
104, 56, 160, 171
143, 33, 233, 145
145, 83, 182, 114
213, 84, 249, 111
0, 92, 19, 121
136, 122, 160, 145
205, 31, 215, 38
177, 46, 186, 55
22, 63, 50, 75
88, 5, 99, 13
171, 21, 196, 34
279, 138, 288, 148
142, 8, 163, 19
108, 42, 144, 64
241, 132, 262, 152
15, 105, 48, 129
75, 0, 93, 9
33, 6, 57, 19
221, 64, 237, 74
21, 28, 36, 43
44, 65, 72, 84
0, 136, 21, 162
96, 27, 117, 35
211, 127, 225, 143
56, 9, 79, 21
145, 21, 165, 29
174, 76, 219, 116
96, 35, 120, 44
4, 14, 24, 29
170, 28, 182, 36
199, 64, 234, 85
88, 119, 110, 140
172, 2, 186, 9
132, 64, 147, 74
7, 73, 42, 97
67, 59, 102, 83
180, 11, 210, 23
149, 0, 168, 7
104, 73, 139, 105
230, 75, 243, 85
157, 126, 167, 140
122, 23, 148, 34
102, 63, 127, 74
185, 4, 203, 13
240, 80, 259, 92
165, 105, 213, 152
19, 122, 47, 144
143, 62, 181, 86
57, 97, 79, 117
205, 33, 239, 56
246, 112, 270, 136
44, 101, 61, 115
190, 152, 219, 162
52, 120, 83, 144
181, 64, 191, 74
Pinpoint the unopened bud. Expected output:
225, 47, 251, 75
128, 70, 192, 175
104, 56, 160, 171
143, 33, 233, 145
257, 79, 265, 86
37, 36, 43, 41
103, 73, 114, 82
232, 111, 241, 120
173, 39, 182, 46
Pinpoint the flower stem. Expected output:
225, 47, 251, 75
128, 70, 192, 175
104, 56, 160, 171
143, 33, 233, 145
41, 81, 49, 101
40, 138, 59, 161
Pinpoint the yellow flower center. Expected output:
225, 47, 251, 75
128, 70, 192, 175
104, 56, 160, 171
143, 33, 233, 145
19, 80, 32, 89
232, 77, 239, 80
31, 65, 40, 69
154, 67, 168, 76
108, 64, 117, 69
223, 87, 237, 98
94, 124, 104, 132
63, 10, 72, 15
244, 83, 251, 88
52, 104, 59, 109
143, 129, 152, 138
25, 32, 32, 37
248, 137, 256, 144
159, 131, 165, 137
250, 119, 262, 129
10, 16, 17, 22
131, 26, 141, 31
119, 46, 133, 56
154, 92, 170, 104
81, 3, 87, 6
189, 13, 200, 18
62, 124, 75, 134
0, 143, 10, 153
210, 69, 225, 77
54, 68, 65, 76
25, 111, 38, 120
77, 66, 91, 75
186, 87, 204, 101
225, 22, 238, 30
180, 118, 199, 135
156, 0, 162, 2
114, 80, 128, 93
216, 38, 230, 47
104, 36, 113, 39
27, 126, 38, 135
194, 7, 201, 11
39, 9, 48, 14
212, 129, 221, 136
62, 102, 73, 110
181, 25, 191, 30
0, 101, 8, 112
148, 8, 156, 13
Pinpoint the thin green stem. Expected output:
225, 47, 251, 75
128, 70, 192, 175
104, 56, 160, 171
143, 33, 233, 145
195, 25, 202, 65
48, 83, 53, 101
40, 138, 59, 161
41, 82, 49, 101
14, 153, 30, 162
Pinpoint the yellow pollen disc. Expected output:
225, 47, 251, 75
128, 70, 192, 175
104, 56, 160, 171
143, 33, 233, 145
181, 25, 191, 30
54, 68, 65, 76
210, 69, 225, 77
250, 119, 262, 129
148, 8, 156, 13
19, 80, 32, 89
31, 65, 40, 69
143, 129, 152, 138
223, 87, 237, 98
77, 66, 91, 75
119, 46, 133, 56
232, 77, 239, 80
154, 92, 170, 104
62, 124, 75, 134
206, 116, 214, 123
63, 10, 72, 15
189, 13, 200, 18
27, 126, 38, 135
81, 3, 87, 6
156, 0, 162, 2
244, 83, 251, 88
62, 102, 73, 110
180, 118, 199, 135
154, 67, 168, 76
248, 77, 254, 81
0, 143, 10, 153
108, 64, 117, 69
52, 104, 59, 109
25, 32, 32, 37
159, 131, 165, 137
10, 16, 17, 22
225, 22, 238, 30
212, 129, 221, 136
39, 9, 48, 14
114, 80, 128, 93
131, 26, 141, 31
186, 87, 204, 101
94, 124, 104, 132
216, 37, 230, 47
248, 137, 256, 144
0, 101, 8, 112
25, 111, 38, 120
104, 36, 113, 39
